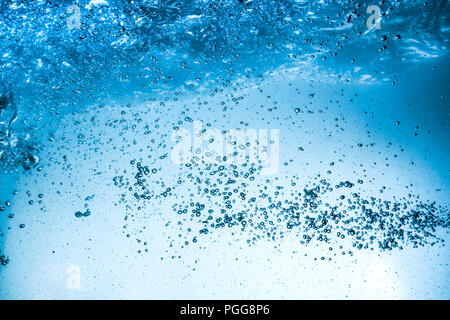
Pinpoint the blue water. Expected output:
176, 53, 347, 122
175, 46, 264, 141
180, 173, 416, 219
0, 0, 449, 299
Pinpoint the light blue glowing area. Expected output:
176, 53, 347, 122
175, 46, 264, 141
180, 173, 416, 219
0, 0, 449, 299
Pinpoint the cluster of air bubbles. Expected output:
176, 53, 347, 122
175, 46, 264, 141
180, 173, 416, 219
74, 195, 95, 218
113, 156, 449, 258
0, 83, 39, 172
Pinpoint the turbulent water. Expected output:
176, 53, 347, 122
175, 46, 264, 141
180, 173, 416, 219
0, 0, 449, 299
